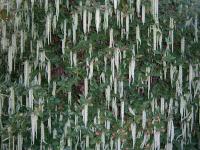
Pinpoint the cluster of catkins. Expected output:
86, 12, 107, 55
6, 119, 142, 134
0, 0, 200, 150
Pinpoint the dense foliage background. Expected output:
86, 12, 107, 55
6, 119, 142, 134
0, 0, 200, 149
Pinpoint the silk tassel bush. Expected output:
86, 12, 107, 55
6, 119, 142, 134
0, 0, 199, 150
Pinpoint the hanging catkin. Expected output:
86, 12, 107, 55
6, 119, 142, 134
177, 65, 183, 96
146, 67, 151, 99
120, 11, 124, 28
31, 113, 38, 144
86, 135, 89, 148
158, 29, 163, 50
97, 109, 101, 124
1, 31, 7, 50
47, 61, 51, 84
79, 1, 83, 18
53, 128, 57, 139
167, 118, 174, 144
104, 56, 107, 72
152, 0, 159, 23
117, 137, 121, 150
163, 52, 167, 80
68, 91, 71, 105
8, 87, 15, 115
142, 5, 145, 24
103, 8, 108, 31
38, 73, 41, 85
95, 8, 101, 33
73, 52, 77, 67
189, 64, 193, 94
180, 96, 186, 120
136, 0, 141, 17
121, 101, 124, 126
40, 122, 45, 144
181, 37, 185, 56
16, 0, 22, 9
129, 45, 136, 85
161, 97, 165, 115
109, 28, 114, 48
17, 133, 23, 150
170, 17, 174, 52
70, 51, 73, 67
112, 98, 118, 119
126, 14, 129, 40
136, 25, 141, 50
84, 78, 88, 98
62, 39, 65, 55
170, 64, 176, 87
48, 114, 52, 134
20, 30, 24, 56
194, 79, 200, 98
88, 11, 92, 32
89, 43, 92, 58
46, 13, 52, 44
72, 24, 76, 44
8, 46, 13, 74
72, 13, 78, 44
28, 89, 34, 109
154, 129, 160, 150
131, 123, 136, 149
45, 0, 48, 12
64, 121, 68, 137
88, 60, 93, 79
24, 60, 29, 87
114, 0, 118, 10
105, 85, 111, 109
83, 9, 87, 34
142, 110, 146, 129
114, 48, 120, 72
59, 134, 65, 150
96, 143, 100, 150
52, 15, 57, 32
55, 0, 60, 20
153, 25, 157, 51
101, 132, 105, 149
117, 10, 120, 27
84, 104, 88, 127
63, 19, 67, 41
